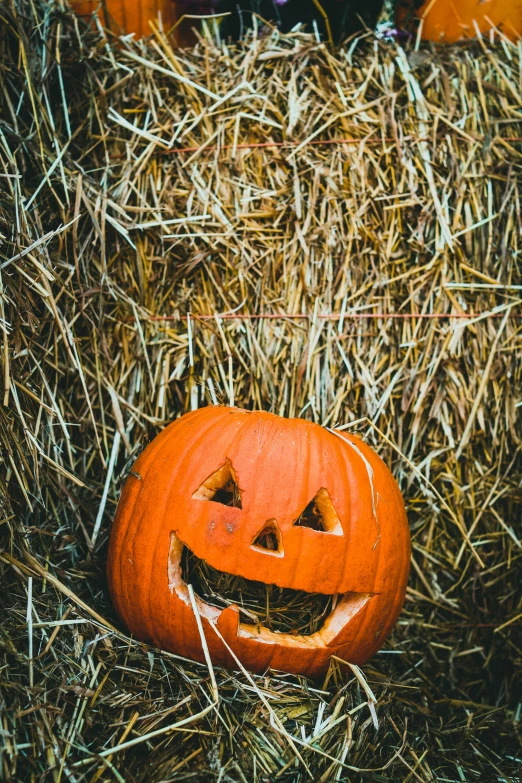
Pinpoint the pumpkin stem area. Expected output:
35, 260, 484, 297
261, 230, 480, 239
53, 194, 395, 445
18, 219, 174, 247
181, 547, 335, 636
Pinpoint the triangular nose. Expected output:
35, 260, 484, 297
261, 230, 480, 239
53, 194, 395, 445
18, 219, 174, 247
293, 488, 343, 534
251, 518, 283, 555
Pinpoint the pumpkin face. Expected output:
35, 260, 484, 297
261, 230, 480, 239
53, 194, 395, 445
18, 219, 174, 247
396, 0, 522, 42
107, 406, 410, 677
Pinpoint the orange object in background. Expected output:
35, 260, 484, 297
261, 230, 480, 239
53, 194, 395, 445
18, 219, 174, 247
396, 0, 522, 42
71, 0, 184, 39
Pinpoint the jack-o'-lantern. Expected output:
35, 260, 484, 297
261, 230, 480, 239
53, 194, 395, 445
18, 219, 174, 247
396, 0, 522, 43
107, 406, 410, 677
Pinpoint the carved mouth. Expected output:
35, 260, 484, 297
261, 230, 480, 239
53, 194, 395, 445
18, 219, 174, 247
168, 533, 374, 648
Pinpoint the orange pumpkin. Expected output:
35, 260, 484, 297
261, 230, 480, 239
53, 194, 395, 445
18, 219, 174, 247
107, 406, 410, 677
396, 0, 522, 42
70, 0, 179, 39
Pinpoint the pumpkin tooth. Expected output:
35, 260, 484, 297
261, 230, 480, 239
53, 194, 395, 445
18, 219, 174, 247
321, 593, 375, 647
216, 604, 240, 636
167, 531, 184, 591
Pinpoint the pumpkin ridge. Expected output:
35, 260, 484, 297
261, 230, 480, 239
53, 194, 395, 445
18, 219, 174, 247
219, 408, 263, 578
348, 431, 409, 593
348, 432, 383, 610
293, 425, 323, 589
222, 410, 293, 578
340, 433, 409, 658
330, 431, 353, 593
290, 422, 332, 588
178, 407, 255, 578
281, 419, 311, 589
349, 435, 397, 634
337, 430, 375, 592
113, 407, 232, 638
116, 411, 217, 623
144, 409, 245, 646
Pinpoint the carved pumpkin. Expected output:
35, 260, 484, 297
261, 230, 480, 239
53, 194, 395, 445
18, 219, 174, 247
107, 406, 410, 677
396, 0, 522, 42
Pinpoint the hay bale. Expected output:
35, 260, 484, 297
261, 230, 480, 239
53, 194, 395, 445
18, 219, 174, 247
0, 2, 521, 780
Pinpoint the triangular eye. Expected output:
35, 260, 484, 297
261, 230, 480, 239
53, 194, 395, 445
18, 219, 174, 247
192, 460, 242, 508
251, 519, 283, 555
293, 489, 343, 535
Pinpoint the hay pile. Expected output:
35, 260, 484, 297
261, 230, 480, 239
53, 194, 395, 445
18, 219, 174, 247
1, 2, 521, 780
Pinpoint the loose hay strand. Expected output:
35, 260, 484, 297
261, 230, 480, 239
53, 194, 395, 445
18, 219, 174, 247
1, 4, 521, 781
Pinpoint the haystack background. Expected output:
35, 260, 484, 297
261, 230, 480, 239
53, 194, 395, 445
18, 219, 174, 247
0, 2, 521, 780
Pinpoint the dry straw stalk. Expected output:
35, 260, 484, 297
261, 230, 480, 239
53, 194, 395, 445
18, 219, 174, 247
0, 2, 521, 780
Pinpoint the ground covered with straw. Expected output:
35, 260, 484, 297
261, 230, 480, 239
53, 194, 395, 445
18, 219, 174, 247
1, 2, 521, 780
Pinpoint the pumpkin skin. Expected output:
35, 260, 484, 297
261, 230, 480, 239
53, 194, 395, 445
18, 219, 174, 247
107, 406, 410, 677
396, 0, 522, 42
70, 0, 179, 39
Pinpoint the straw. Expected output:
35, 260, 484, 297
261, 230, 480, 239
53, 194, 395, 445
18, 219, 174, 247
1, 3, 521, 780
